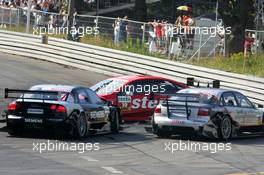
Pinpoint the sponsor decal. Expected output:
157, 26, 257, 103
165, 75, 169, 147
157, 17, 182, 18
171, 120, 184, 125
118, 96, 131, 103
131, 97, 164, 109
25, 118, 43, 123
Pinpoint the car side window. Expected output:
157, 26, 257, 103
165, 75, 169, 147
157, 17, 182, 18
221, 92, 238, 107
128, 80, 168, 95
127, 80, 151, 95
76, 89, 89, 104
159, 80, 182, 94
86, 88, 103, 104
66, 94, 75, 103
235, 92, 253, 108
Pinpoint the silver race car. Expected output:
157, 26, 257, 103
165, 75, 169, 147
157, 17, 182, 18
152, 88, 264, 139
5, 85, 120, 138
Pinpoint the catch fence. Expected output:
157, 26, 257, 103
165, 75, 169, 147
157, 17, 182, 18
0, 6, 224, 60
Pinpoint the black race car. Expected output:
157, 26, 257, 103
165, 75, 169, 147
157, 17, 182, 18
5, 85, 120, 138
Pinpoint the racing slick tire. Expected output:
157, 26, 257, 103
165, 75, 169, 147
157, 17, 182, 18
156, 129, 171, 138
110, 110, 120, 133
152, 116, 171, 138
76, 113, 87, 138
218, 115, 232, 140
7, 125, 22, 136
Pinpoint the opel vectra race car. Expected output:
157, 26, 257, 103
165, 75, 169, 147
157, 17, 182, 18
5, 85, 120, 138
91, 75, 188, 121
152, 88, 264, 139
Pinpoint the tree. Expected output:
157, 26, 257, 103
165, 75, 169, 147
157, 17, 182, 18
75, 0, 85, 12
134, 0, 147, 21
218, 0, 255, 56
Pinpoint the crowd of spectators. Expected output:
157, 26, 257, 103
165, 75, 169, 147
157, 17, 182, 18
111, 14, 196, 56
0, 0, 70, 29
0, 0, 62, 13
244, 32, 255, 57
112, 16, 131, 45
0, 2, 229, 58
147, 14, 195, 55
148, 20, 173, 54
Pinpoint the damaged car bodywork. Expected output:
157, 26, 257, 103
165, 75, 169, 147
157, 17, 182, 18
152, 88, 264, 139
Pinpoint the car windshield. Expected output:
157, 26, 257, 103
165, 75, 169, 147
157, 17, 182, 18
91, 79, 126, 95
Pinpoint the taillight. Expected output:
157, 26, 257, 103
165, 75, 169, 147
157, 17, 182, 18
57, 105, 67, 113
154, 107, 161, 113
8, 101, 21, 111
50, 105, 67, 113
198, 108, 210, 117
50, 105, 56, 110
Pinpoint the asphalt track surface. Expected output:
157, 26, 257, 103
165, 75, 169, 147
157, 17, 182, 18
0, 53, 263, 175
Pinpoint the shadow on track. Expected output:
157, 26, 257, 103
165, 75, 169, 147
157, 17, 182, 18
144, 124, 264, 145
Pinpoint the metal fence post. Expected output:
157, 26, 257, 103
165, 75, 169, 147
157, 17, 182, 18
1, 8, 3, 25
142, 23, 146, 46
9, 8, 12, 29
17, 8, 20, 32
96, 15, 99, 28
223, 29, 226, 57
255, 30, 259, 57
26, 0, 32, 33
95, 15, 99, 37
198, 33, 203, 60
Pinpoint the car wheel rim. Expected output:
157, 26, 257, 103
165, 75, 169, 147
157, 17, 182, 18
116, 112, 119, 130
222, 118, 231, 139
79, 115, 86, 136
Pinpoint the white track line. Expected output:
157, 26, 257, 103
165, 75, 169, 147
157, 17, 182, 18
101, 166, 123, 174
80, 156, 99, 162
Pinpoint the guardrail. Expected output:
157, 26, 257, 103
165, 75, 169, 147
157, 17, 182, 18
0, 30, 264, 106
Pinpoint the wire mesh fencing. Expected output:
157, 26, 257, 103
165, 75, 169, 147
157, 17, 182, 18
0, 6, 225, 60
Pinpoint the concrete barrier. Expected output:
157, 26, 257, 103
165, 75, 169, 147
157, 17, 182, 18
0, 30, 264, 105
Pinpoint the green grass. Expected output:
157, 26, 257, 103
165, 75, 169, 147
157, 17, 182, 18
189, 53, 264, 77
3, 25, 166, 58
2, 25, 66, 38
80, 34, 168, 59
2, 26, 264, 77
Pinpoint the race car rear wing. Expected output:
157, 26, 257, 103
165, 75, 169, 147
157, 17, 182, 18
163, 93, 201, 120
187, 77, 220, 88
4, 88, 61, 102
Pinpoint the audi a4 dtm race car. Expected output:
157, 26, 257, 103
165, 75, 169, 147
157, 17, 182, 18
152, 88, 264, 140
5, 85, 120, 138
91, 75, 188, 121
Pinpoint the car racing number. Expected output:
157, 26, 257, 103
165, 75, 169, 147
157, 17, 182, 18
118, 96, 132, 110
90, 111, 105, 120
